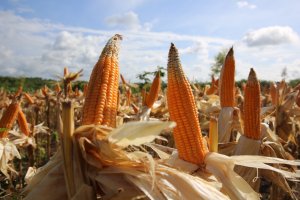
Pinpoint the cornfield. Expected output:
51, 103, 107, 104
0, 34, 299, 200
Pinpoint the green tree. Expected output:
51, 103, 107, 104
136, 66, 166, 84
211, 49, 227, 76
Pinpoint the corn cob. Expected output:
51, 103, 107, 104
209, 117, 218, 152
23, 92, 34, 104
17, 109, 31, 136
270, 82, 278, 106
243, 68, 261, 140
167, 43, 208, 164
126, 89, 132, 106
14, 86, 23, 97
82, 34, 122, 127
42, 85, 49, 97
0, 101, 20, 138
145, 72, 161, 108
219, 47, 235, 107
55, 83, 61, 94
64, 67, 69, 76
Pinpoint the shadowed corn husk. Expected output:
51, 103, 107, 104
218, 107, 242, 143
0, 138, 21, 177
234, 135, 261, 191
23, 101, 95, 200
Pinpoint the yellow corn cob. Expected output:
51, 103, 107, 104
14, 86, 23, 97
42, 85, 49, 97
209, 117, 218, 152
17, 109, 31, 136
0, 101, 20, 138
23, 92, 34, 104
82, 34, 122, 127
145, 72, 161, 108
126, 89, 132, 106
167, 43, 208, 165
55, 83, 61, 94
243, 68, 261, 140
64, 67, 69, 76
219, 47, 235, 107
270, 82, 278, 106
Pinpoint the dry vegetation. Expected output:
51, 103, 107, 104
0, 34, 299, 200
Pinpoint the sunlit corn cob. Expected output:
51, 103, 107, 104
23, 92, 34, 104
243, 68, 261, 140
167, 43, 208, 164
126, 89, 132, 106
42, 85, 49, 97
0, 101, 20, 138
219, 47, 235, 107
17, 109, 31, 136
14, 86, 23, 97
206, 75, 218, 95
270, 82, 278, 106
209, 117, 218, 152
145, 71, 161, 108
82, 34, 122, 127
64, 67, 69, 77
55, 83, 61, 94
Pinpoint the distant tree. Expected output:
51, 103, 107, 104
136, 66, 166, 84
136, 66, 166, 90
281, 66, 288, 80
211, 49, 227, 76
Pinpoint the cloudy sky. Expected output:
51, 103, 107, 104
0, 0, 300, 82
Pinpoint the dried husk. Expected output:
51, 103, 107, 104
218, 107, 242, 143
234, 135, 261, 191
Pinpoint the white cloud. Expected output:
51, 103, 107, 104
0, 11, 300, 83
16, 6, 34, 14
243, 26, 299, 47
237, 1, 257, 9
105, 11, 152, 31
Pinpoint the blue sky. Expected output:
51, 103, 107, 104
0, 0, 300, 82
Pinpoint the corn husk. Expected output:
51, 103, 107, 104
0, 138, 21, 177
218, 107, 242, 143
234, 135, 261, 191
23, 150, 66, 199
